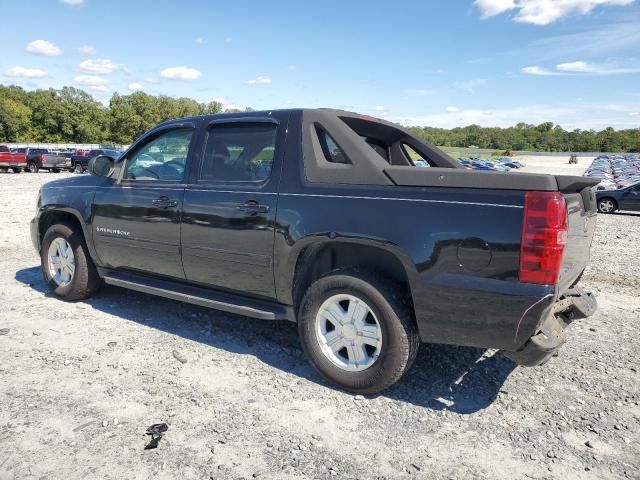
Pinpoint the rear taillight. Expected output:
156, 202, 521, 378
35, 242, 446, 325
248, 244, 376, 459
39, 154, 45, 161
519, 191, 568, 285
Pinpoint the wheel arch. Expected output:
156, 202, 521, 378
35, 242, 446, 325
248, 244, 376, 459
38, 208, 100, 266
287, 238, 417, 311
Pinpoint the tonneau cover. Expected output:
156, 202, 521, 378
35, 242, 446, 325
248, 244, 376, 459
384, 166, 601, 193
555, 175, 599, 192
384, 166, 558, 191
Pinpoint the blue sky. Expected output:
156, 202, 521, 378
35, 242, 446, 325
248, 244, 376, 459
2, 0, 639, 129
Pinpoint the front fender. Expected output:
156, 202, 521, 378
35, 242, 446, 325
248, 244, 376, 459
35, 175, 106, 266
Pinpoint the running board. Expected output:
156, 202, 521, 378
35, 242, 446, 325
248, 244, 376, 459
103, 270, 295, 321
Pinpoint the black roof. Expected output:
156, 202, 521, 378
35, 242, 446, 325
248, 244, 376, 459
156, 108, 391, 128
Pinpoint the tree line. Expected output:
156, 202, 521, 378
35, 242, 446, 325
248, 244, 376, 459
408, 122, 639, 153
1, 84, 638, 152
0, 84, 224, 145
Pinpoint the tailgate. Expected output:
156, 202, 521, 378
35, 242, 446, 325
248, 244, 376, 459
557, 176, 598, 292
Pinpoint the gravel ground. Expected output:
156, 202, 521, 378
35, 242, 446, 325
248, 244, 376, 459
0, 170, 638, 480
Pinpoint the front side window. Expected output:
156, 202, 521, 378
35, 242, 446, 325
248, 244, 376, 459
200, 124, 277, 182
123, 128, 193, 181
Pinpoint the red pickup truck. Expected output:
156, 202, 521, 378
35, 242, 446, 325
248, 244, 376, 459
0, 145, 28, 172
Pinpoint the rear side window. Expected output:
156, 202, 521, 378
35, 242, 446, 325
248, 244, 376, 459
200, 124, 277, 182
402, 144, 431, 167
315, 126, 350, 164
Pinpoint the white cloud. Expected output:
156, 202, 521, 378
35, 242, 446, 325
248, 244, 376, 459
78, 45, 96, 55
194, 36, 205, 44
521, 65, 565, 75
523, 60, 640, 76
475, 0, 635, 25
557, 60, 640, 74
246, 76, 272, 85
287, 65, 297, 71
375, 105, 386, 112
446, 106, 460, 112
128, 82, 143, 91
79, 58, 124, 74
144, 77, 159, 83
4, 66, 47, 78
395, 102, 640, 130
160, 66, 202, 81
74, 74, 108, 86
455, 78, 487, 92
25, 40, 62, 57
474, 0, 516, 18
212, 96, 245, 111
61, 0, 84, 5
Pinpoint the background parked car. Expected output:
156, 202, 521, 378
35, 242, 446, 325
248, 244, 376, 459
596, 182, 640, 213
70, 149, 121, 173
0, 145, 28, 172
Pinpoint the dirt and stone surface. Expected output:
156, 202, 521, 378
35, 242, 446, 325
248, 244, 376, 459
0, 166, 638, 479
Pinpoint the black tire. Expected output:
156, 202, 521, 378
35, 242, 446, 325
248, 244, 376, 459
597, 197, 617, 214
41, 222, 101, 301
29, 162, 39, 173
51, 168, 60, 173
298, 270, 419, 394
12, 167, 22, 173
74, 163, 83, 174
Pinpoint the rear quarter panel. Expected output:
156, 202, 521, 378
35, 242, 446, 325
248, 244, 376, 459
274, 174, 553, 350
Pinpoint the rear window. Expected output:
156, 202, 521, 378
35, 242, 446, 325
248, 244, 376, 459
338, 115, 436, 167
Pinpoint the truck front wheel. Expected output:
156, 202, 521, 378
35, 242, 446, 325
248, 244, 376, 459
29, 162, 39, 173
297, 271, 419, 394
41, 222, 101, 301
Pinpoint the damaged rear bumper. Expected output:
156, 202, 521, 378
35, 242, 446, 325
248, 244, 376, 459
503, 286, 597, 366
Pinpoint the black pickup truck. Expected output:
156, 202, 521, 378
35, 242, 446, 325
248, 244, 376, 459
30, 109, 599, 393
70, 149, 120, 173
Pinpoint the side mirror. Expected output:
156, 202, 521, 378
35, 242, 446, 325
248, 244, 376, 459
88, 155, 114, 177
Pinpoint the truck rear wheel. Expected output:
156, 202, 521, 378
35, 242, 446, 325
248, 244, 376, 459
41, 222, 101, 301
74, 163, 83, 174
29, 162, 39, 173
297, 270, 419, 394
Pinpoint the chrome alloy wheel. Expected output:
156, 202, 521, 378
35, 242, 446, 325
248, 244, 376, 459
314, 294, 383, 371
47, 237, 75, 287
599, 199, 615, 213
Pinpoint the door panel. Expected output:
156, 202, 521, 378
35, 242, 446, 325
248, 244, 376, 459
181, 115, 288, 299
92, 185, 186, 278
181, 190, 278, 296
91, 126, 197, 279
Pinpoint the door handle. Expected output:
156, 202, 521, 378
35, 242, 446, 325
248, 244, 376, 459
237, 200, 270, 214
151, 196, 178, 208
